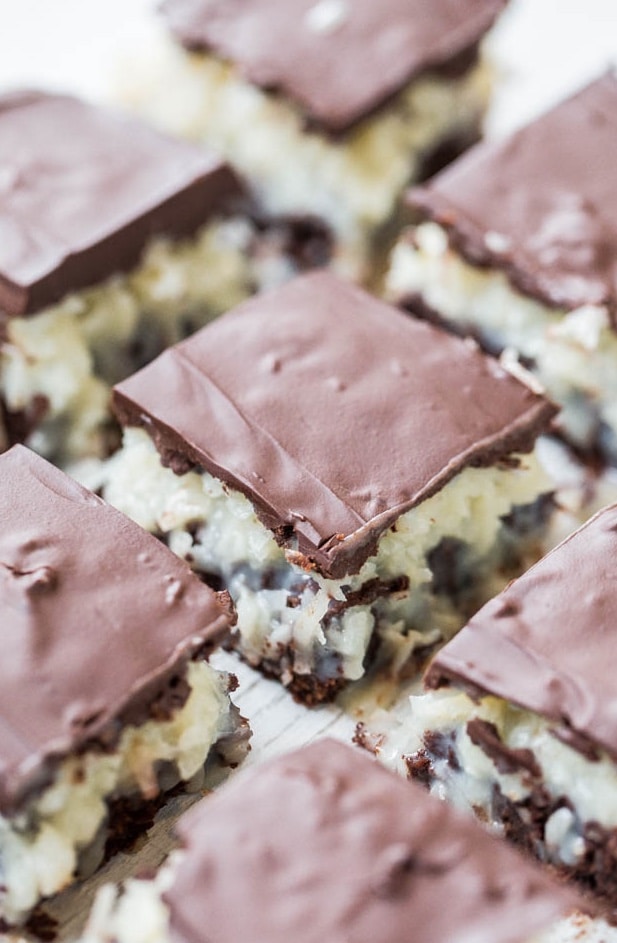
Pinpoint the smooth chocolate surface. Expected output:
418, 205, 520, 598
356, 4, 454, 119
409, 73, 617, 320
159, 0, 506, 133
114, 271, 555, 578
0, 445, 234, 815
427, 503, 617, 762
165, 739, 580, 943
0, 91, 242, 317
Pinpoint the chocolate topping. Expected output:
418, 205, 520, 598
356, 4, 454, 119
113, 271, 555, 579
427, 502, 617, 762
0, 90, 242, 317
165, 739, 580, 943
159, 0, 506, 133
408, 73, 617, 321
0, 445, 234, 815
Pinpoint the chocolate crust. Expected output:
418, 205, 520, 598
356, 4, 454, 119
407, 73, 617, 323
159, 0, 506, 134
255, 651, 347, 705
164, 740, 582, 943
0, 446, 236, 816
492, 786, 617, 922
406, 741, 614, 921
0, 91, 243, 317
113, 272, 555, 579
426, 502, 617, 764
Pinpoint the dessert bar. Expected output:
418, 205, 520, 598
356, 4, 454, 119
0, 445, 248, 925
104, 271, 555, 704
125, 0, 507, 281
387, 73, 617, 462
0, 91, 314, 467
361, 503, 617, 913
79, 739, 594, 943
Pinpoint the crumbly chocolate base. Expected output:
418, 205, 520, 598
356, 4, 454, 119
16, 909, 58, 942
0, 785, 186, 941
213, 565, 444, 705
239, 627, 447, 706
258, 651, 348, 706
99, 704, 249, 859
180, 491, 552, 706
0, 788, 173, 940
227, 547, 513, 708
415, 123, 483, 186
404, 735, 617, 923
0, 707, 250, 937
190, 558, 414, 705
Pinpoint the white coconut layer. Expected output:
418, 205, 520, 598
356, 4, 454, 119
78, 852, 617, 943
0, 660, 238, 926
123, 29, 491, 280
387, 222, 617, 457
0, 217, 254, 466
371, 687, 617, 871
104, 428, 551, 689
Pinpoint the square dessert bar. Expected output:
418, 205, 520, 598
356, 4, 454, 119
0, 90, 319, 467
387, 73, 617, 463
362, 503, 617, 914
0, 445, 248, 925
79, 740, 590, 943
105, 271, 555, 705
126, 0, 507, 281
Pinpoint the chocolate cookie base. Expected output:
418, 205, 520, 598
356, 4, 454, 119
405, 745, 617, 925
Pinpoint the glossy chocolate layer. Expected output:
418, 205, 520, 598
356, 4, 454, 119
0, 446, 234, 815
409, 73, 617, 320
427, 503, 617, 762
159, 0, 506, 133
114, 272, 555, 579
165, 739, 580, 943
0, 91, 242, 317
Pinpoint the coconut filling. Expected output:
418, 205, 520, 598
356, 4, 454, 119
371, 687, 617, 872
0, 660, 237, 926
0, 216, 255, 465
387, 222, 617, 456
123, 30, 491, 280
77, 854, 617, 943
104, 428, 551, 688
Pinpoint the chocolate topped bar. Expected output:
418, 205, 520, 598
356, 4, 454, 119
0, 90, 242, 316
426, 503, 617, 761
159, 0, 507, 133
164, 739, 580, 943
0, 445, 234, 815
114, 272, 555, 579
408, 73, 617, 319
